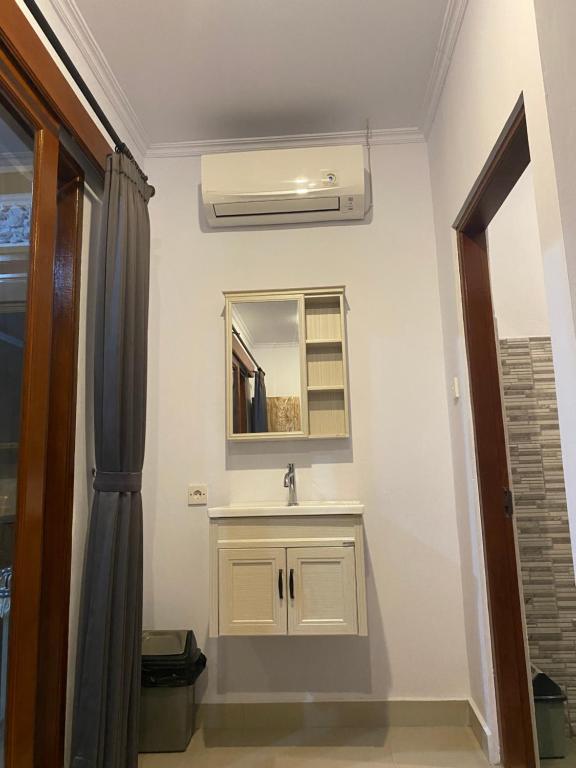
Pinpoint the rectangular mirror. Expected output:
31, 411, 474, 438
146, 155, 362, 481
225, 288, 349, 441
227, 295, 307, 437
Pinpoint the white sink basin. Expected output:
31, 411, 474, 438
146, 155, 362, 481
208, 501, 364, 518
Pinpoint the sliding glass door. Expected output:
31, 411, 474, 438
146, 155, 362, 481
0, 42, 85, 767
0, 100, 35, 767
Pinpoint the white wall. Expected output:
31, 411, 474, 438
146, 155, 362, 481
426, 0, 576, 759
487, 166, 550, 339
142, 143, 471, 705
532, 0, 576, 585
534, 0, 576, 328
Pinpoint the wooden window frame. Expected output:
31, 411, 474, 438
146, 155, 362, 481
0, 3, 108, 766
454, 96, 536, 767
1, 1, 110, 170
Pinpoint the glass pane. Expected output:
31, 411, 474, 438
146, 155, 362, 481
231, 300, 302, 434
0, 101, 34, 761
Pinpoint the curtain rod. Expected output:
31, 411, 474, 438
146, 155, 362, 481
232, 327, 265, 375
21, 0, 152, 190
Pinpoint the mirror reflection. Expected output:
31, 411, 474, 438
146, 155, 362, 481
231, 300, 302, 434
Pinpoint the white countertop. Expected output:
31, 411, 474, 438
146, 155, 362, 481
208, 501, 364, 518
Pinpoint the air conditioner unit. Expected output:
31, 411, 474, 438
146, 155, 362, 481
201, 144, 366, 227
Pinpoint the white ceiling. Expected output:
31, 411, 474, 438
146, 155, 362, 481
67, 0, 463, 151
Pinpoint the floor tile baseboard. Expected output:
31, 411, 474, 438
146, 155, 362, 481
467, 700, 493, 762
198, 699, 480, 732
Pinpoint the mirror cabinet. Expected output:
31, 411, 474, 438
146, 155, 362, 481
225, 287, 349, 441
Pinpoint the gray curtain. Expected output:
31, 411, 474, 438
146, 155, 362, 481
252, 369, 268, 432
71, 152, 153, 768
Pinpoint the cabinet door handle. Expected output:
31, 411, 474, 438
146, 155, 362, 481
289, 568, 295, 600
278, 569, 284, 600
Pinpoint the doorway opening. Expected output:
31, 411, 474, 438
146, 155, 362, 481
455, 97, 576, 767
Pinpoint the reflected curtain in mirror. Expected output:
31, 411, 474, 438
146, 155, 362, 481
252, 369, 268, 432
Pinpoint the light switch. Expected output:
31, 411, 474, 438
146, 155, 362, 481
453, 376, 460, 401
188, 484, 208, 506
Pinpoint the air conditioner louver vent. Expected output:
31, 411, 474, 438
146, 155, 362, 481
213, 197, 340, 218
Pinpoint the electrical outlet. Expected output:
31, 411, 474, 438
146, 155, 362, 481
188, 484, 208, 506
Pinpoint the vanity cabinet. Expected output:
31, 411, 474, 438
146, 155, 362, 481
209, 506, 367, 637
218, 547, 287, 636
287, 546, 358, 635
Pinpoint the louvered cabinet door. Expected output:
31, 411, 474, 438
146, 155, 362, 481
218, 548, 287, 635
287, 547, 358, 635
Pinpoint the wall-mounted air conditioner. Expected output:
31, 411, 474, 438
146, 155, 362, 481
201, 144, 366, 227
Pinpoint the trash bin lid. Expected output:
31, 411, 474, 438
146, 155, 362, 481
142, 630, 188, 657
141, 630, 206, 688
532, 672, 567, 702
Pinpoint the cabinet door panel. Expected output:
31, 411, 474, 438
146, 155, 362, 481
219, 548, 287, 635
287, 546, 357, 635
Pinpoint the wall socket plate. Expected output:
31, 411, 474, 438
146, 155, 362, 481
188, 484, 208, 506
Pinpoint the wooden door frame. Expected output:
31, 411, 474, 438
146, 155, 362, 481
0, 5, 108, 766
453, 95, 536, 767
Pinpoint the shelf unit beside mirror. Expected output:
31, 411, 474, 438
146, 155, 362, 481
225, 287, 350, 441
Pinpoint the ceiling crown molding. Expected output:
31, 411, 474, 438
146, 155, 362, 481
146, 127, 425, 159
420, 0, 469, 137
48, 0, 150, 159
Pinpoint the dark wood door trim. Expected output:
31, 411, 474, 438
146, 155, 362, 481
454, 98, 536, 767
454, 95, 530, 235
1, 0, 109, 171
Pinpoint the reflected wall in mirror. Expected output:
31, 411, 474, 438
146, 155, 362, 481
225, 287, 350, 441
230, 297, 305, 436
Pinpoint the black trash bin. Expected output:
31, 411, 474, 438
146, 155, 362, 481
533, 671, 567, 759
139, 630, 206, 753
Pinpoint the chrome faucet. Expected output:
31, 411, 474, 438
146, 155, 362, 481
283, 463, 297, 506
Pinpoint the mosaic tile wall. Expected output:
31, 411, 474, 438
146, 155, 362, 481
500, 336, 576, 730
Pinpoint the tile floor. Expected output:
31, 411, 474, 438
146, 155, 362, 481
139, 726, 490, 768
541, 737, 576, 767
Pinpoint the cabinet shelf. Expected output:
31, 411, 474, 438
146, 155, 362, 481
304, 293, 348, 437
305, 338, 342, 346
